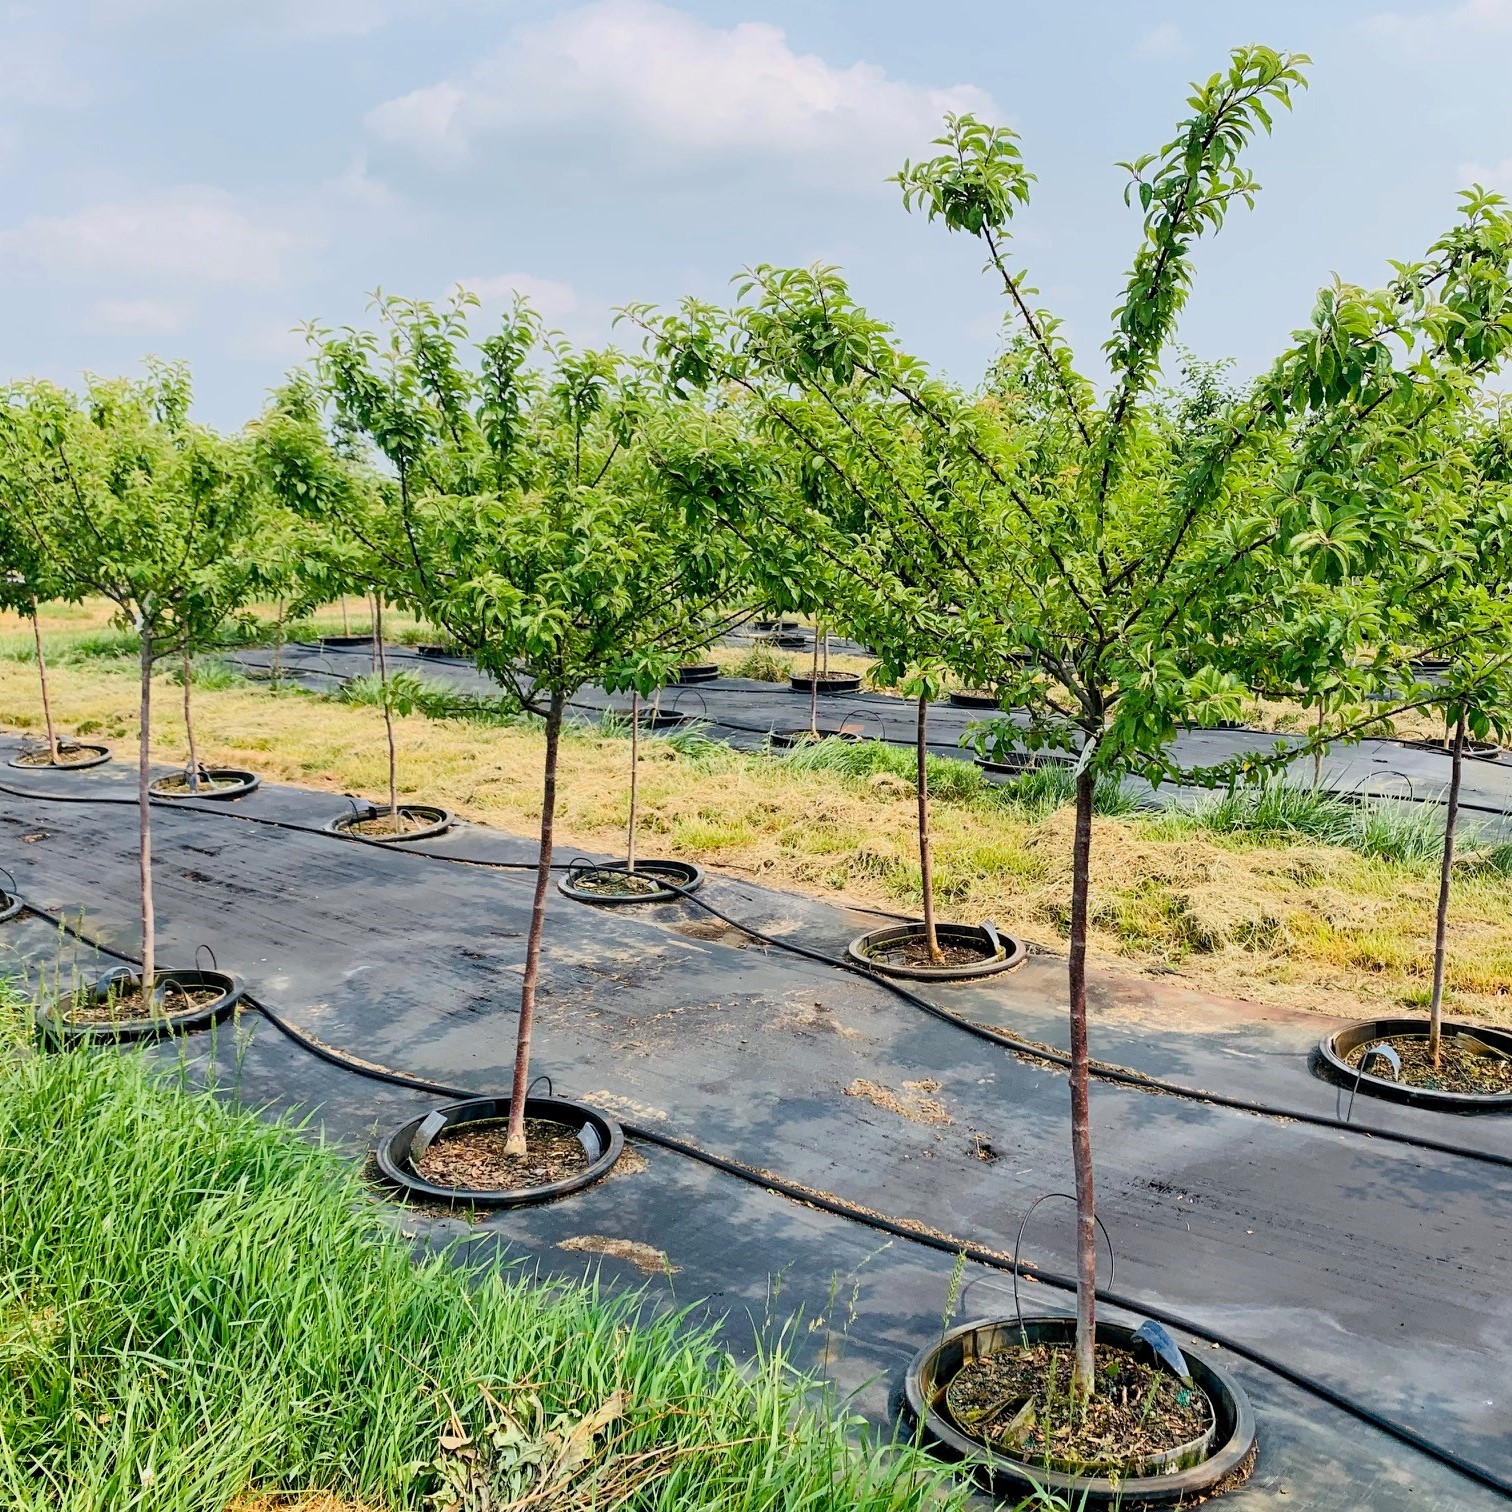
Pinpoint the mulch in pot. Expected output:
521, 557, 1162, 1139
569, 868, 667, 898
414, 1117, 590, 1191
866, 935, 998, 969
346, 809, 436, 838
1345, 1032, 1512, 1096
63, 983, 224, 1026
151, 773, 246, 796
944, 1340, 1212, 1473
12, 745, 101, 769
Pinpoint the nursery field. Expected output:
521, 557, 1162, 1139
6, 613, 1512, 1025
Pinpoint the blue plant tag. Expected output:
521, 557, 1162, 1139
1133, 1319, 1192, 1383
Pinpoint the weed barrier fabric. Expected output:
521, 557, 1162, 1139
2, 752, 1512, 1503
228, 642, 1512, 829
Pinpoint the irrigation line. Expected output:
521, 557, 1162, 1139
3, 773, 1511, 1175
13, 897, 1512, 1504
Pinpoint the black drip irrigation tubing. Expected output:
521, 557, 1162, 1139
2, 773, 1511, 1175
12, 896, 1512, 1503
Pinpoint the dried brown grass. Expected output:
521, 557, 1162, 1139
3, 644, 1510, 1025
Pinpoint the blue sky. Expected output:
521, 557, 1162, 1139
3, 0, 1510, 426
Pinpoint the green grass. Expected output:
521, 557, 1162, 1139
778, 737, 1137, 817
0, 1036, 973, 1512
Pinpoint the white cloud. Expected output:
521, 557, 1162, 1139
228, 316, 314, 363
453, 272, 580, 324
87, 297, 188, 334
327, 152, 396, 209
0, 188, 299, 287
1460, 155, 1512, 192
1366, 0, 1512, 51
92, 0, 490, 39
0, 24, 92, 107
367, 0, 994, 189
1134, 23, 1187, 60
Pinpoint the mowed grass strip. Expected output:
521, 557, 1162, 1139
0, 1029, 968, 1512
2, 606, 1509, 1024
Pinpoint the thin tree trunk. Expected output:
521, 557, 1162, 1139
374, 598, 398, 822
1068, 765, 1099, 1400
1428, 712, 1465, 1067
809, 625, 820, 736
506, 691, 565, 1156
627, 691, 640, 873
182, 640, 200, 793
271, 601, 285, 686
30, 608, 59, 764
1312, 705, 1324, 791
917, 694, 942, 963
822, 625, 830, 675
138, 632, 156, 992
340, 596, 350, 635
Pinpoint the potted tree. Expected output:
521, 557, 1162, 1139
639, 45, 1512, 1499
291, 293, 739, 1203
6, 365, 252, 1040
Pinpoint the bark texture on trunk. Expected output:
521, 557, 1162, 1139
1068, 765, 1098, 1399
506, 691, 565, 1156
627, 691, 639, 872
182, 640, 200, 792
31, 608, 59, 764
374, 599, 398, 821
137, 634, 156, 991
1428, 712, 1466, 1066
808, 625, 820, 736
917, 694, 942, 963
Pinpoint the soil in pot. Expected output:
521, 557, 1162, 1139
867, 935, 998, 969
151, 772, 247, 796
345, 808, 436, 838
944, 1340, 1213, 1474
415, 1117, 590, 1191
568, 867, 668, 898
1344, 1032, 1512, 1096
11, 744, 106, 769
64, 982, 224, 1026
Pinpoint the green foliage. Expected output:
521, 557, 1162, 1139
0, 1045, 968, 1512
336, 670, 520, 727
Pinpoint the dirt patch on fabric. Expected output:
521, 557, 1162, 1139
558, 1234, 679, 1275
414, 1117, 590, 1192
843, 1077, 951, 1125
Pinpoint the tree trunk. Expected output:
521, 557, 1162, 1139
182, 640, 200, 793
506, 691, 565, 1156
809, 624, 820, 736
1428, 712, 1465, 1067
137, 632, 156, 992
271, 601, 285, 686
917, 694, 942, 963
822, 624, 830, 675
1312, 705, 1324, 791
340, 596, 350, 635
627, 691, 639, 872
1068, 765, 1099, 1400
374, 599, 398, 822
30, 608, 59, 765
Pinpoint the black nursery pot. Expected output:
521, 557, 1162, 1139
949, 689, 1001, 709
676, 662, 720, 684
904, 1315, 1256, 1508
376, 1096, 624, 1208
0, 890, 21, 925
558, 858, 706, 905
318, 634, 375, 649
416, 643, 459, 659
770, 726, 863, 750
765, 632, 809, 649
848, 921, 1026, 981
149, 767, 260, 801
789, 672, 863, 695
7, 742, 112, 771
1315, 1017, 1512, 1112
974, 751, 1076, 776
36, 967, 244, 1047
325, 803, 454, 843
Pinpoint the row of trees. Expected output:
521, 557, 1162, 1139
5, 41, 1512, 1414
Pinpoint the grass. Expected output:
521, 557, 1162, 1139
0, 1028, 973, 1512
5, 599, 1512, 1023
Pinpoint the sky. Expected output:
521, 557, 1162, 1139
2, 0, 1511, 427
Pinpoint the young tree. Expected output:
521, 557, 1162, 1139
273, 294, 743, 1158
0, 479, 79, 766
638, 46, 1512, 1400
3, 365, 257, 991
